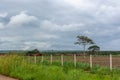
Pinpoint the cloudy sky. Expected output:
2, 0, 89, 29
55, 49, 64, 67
0, 0, 120, 50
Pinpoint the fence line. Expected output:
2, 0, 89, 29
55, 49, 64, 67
27, 54, 120, 70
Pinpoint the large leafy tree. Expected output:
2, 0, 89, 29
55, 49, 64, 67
75, 35, 94, 58
88, 45, 100, 55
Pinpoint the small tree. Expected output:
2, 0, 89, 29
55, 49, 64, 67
88, 45, 100, 55
26, 49, 40, 56
75, 35, 94, 58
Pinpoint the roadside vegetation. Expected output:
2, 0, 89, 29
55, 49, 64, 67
0, 54, 120, 80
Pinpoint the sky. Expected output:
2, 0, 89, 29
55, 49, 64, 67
0, 0, 120, 50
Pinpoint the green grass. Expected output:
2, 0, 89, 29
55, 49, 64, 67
0, 55, 120, 80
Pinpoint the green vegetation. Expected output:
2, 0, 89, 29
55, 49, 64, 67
40, 51, 120, 55
0, 55, 120, 80
0, 50, 120, 56
26, 49, 41, 56
88, 45, 100, 55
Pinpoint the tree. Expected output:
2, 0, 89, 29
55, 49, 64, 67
33, 49, 40, 54
26, 49, 41, 56
88, 45, 100, 55
75, 35, 94, 58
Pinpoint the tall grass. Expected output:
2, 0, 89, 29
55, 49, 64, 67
0, 55, 119, 80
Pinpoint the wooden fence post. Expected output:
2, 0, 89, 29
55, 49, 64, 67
90, 55, 92, 68
50, 54, 53, 64
41, 55, 44, 62
74, 54, 77, 67
110, 54, 112, 71
61, 54, 64, 66
34, 56, 37, 64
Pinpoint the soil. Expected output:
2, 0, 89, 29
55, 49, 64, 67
76, 56, 120, 68
0, 75, 18, 80
50, 55, 120, 68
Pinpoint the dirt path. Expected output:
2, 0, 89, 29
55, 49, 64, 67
0, 75, 18, 80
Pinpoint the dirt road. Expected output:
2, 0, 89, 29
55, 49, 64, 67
0, 75, 18, 80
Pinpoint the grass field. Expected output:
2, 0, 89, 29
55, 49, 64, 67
0, 54, 120, 80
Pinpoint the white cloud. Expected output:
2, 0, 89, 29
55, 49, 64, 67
95, 5, 120, 24
8, 11, 37, 27
0, 36, 52, 50
104, 39, 120, 50
109, 39, 120, 46
0, 23, 4, 29
0, 13, 7, 18
34, 32, 59, 39
41, 20, 84, 31
23, 41, 51, 50
83, 30, 93, 35
91, 26, 120, 37
42, 34, 58, 39
64, 0, 95, 9
0, 36, 22, 42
